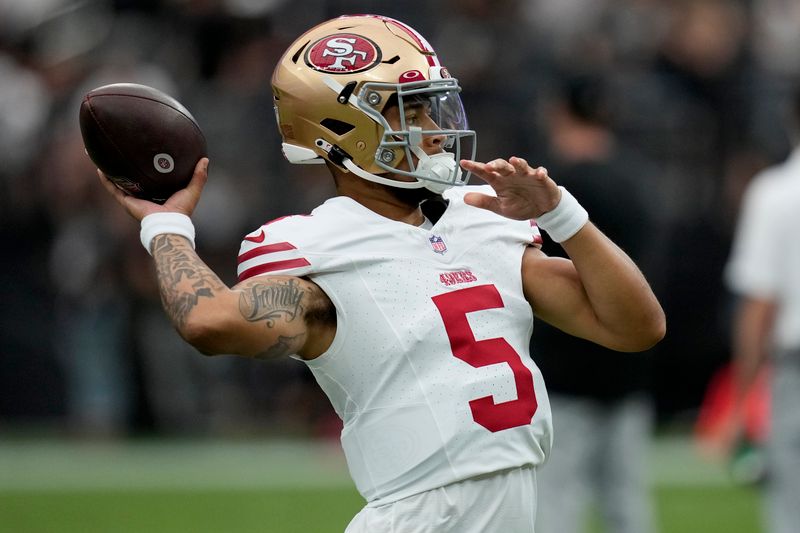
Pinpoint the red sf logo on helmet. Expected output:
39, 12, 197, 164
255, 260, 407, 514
306, 34, 382, 74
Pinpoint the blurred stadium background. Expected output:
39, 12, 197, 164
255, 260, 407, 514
2, 0, 798, 531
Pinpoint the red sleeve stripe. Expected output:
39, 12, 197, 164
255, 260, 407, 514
238, 258, 311, 282
238, 242, 297, 264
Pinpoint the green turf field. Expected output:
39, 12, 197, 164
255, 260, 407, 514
0, 485, 762, 533
0, 436, 765, 533
0, 488, 364, 533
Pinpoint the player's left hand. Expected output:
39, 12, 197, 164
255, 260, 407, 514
460, 157, 561, 220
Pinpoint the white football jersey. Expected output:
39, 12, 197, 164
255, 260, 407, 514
237, 185, 553, 504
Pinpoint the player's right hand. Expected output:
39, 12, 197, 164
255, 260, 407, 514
98, 157, 209, 221
460, 157, 561, 220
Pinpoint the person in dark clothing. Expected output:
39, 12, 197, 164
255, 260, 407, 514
534, 74, 660, 533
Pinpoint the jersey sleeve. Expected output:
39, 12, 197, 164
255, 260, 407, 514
236, 216, 313, 282
724, 176, 784, 298
528, 219, 544, 248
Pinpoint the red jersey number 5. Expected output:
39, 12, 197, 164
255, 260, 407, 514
432, 284, 538, 432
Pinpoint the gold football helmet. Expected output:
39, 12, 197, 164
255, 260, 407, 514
271, 14, 476, 193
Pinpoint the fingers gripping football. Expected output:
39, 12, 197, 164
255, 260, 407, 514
97, 157, 209, 221
460, 157, 561, 220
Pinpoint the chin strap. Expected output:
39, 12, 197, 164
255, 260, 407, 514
342, 155, 459, 194
341, 158, 426, 189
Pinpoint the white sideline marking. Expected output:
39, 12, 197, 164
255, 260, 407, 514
0, 439, 352, 491
0, 436, 732, 491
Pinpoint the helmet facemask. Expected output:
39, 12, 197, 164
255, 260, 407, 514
353, 78, 476, 194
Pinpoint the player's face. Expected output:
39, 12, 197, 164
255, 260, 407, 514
382, 100, 447, 180
373, 100, 440, 204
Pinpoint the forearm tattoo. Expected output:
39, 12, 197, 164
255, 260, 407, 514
152, 234, 226, 329
153, 237, 320, 359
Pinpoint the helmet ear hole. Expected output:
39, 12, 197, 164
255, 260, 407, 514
320, 118, 355, 136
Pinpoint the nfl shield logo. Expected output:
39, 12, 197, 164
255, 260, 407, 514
429, 235, 447, 254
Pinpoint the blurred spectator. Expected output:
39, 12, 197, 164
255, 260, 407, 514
751, 0, 800, 80
430, 0, 547, 160
44, 127, 135, 437
0, 36, 60, 426
605, 0, 782, 419
723, 83, 800, 533
533, 73, 659, 533
0, 52, 52, 182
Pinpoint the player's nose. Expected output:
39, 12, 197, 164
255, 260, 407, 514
422, 129, 447, 153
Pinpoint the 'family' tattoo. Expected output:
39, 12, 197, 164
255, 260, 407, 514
239, 278, 306, 327
153, 235, 225, 328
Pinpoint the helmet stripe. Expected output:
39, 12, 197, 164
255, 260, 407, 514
346, 14, 440, 67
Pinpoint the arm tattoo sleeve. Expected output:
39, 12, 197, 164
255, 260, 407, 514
152, 234, 226, 329
239, 278, 310, 358
238, 278, 307, 327
253, 333, 306, 360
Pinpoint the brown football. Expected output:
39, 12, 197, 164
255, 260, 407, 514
79, 83, 207, 204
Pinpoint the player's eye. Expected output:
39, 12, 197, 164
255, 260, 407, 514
406, 106, 431, 125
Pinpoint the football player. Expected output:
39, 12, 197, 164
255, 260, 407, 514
98, 14, 664, 532
724, 82, 800, 533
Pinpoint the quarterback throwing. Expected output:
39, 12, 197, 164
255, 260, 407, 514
97, 14, 664, 533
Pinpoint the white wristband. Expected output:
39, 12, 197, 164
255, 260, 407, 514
535, 186, 589, 243
140, 212, 196, 255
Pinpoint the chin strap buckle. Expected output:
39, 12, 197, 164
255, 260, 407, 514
314, 138, 350, 167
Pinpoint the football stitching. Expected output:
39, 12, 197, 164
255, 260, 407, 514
95, 92, 206, 140
85, 96, 144, 184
